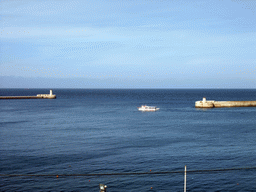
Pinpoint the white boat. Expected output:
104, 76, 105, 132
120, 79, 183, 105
138, 105, 159, 111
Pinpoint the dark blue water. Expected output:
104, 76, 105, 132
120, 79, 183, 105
1, 89, 256, 191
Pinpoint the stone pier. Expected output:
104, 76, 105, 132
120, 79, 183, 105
195, 97, 256, 108
0, 90, 56, 99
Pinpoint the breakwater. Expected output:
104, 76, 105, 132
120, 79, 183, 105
0, 90, 56, 99
195, 97, 256, 108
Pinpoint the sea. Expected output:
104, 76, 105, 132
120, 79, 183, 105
0, 89, 256, 192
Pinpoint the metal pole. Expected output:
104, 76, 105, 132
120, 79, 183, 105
184, 165, 187, 192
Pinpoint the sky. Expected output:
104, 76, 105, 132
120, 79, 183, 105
0, 0, 256, 88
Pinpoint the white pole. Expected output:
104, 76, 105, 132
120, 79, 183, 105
184, 165, 187, 192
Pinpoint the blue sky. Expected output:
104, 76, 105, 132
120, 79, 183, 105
0, 0, 255, 88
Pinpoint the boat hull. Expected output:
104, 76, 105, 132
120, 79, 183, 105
138, 108, 159, 111
138, 106, 159, 111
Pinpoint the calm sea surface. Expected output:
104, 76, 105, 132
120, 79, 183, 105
1, 89, 256, 192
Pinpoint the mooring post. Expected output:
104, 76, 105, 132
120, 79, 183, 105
184, 165, 187, 192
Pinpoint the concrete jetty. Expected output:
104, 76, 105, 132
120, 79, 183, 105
195, 97, 256, 108
0, 90, 56, 99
